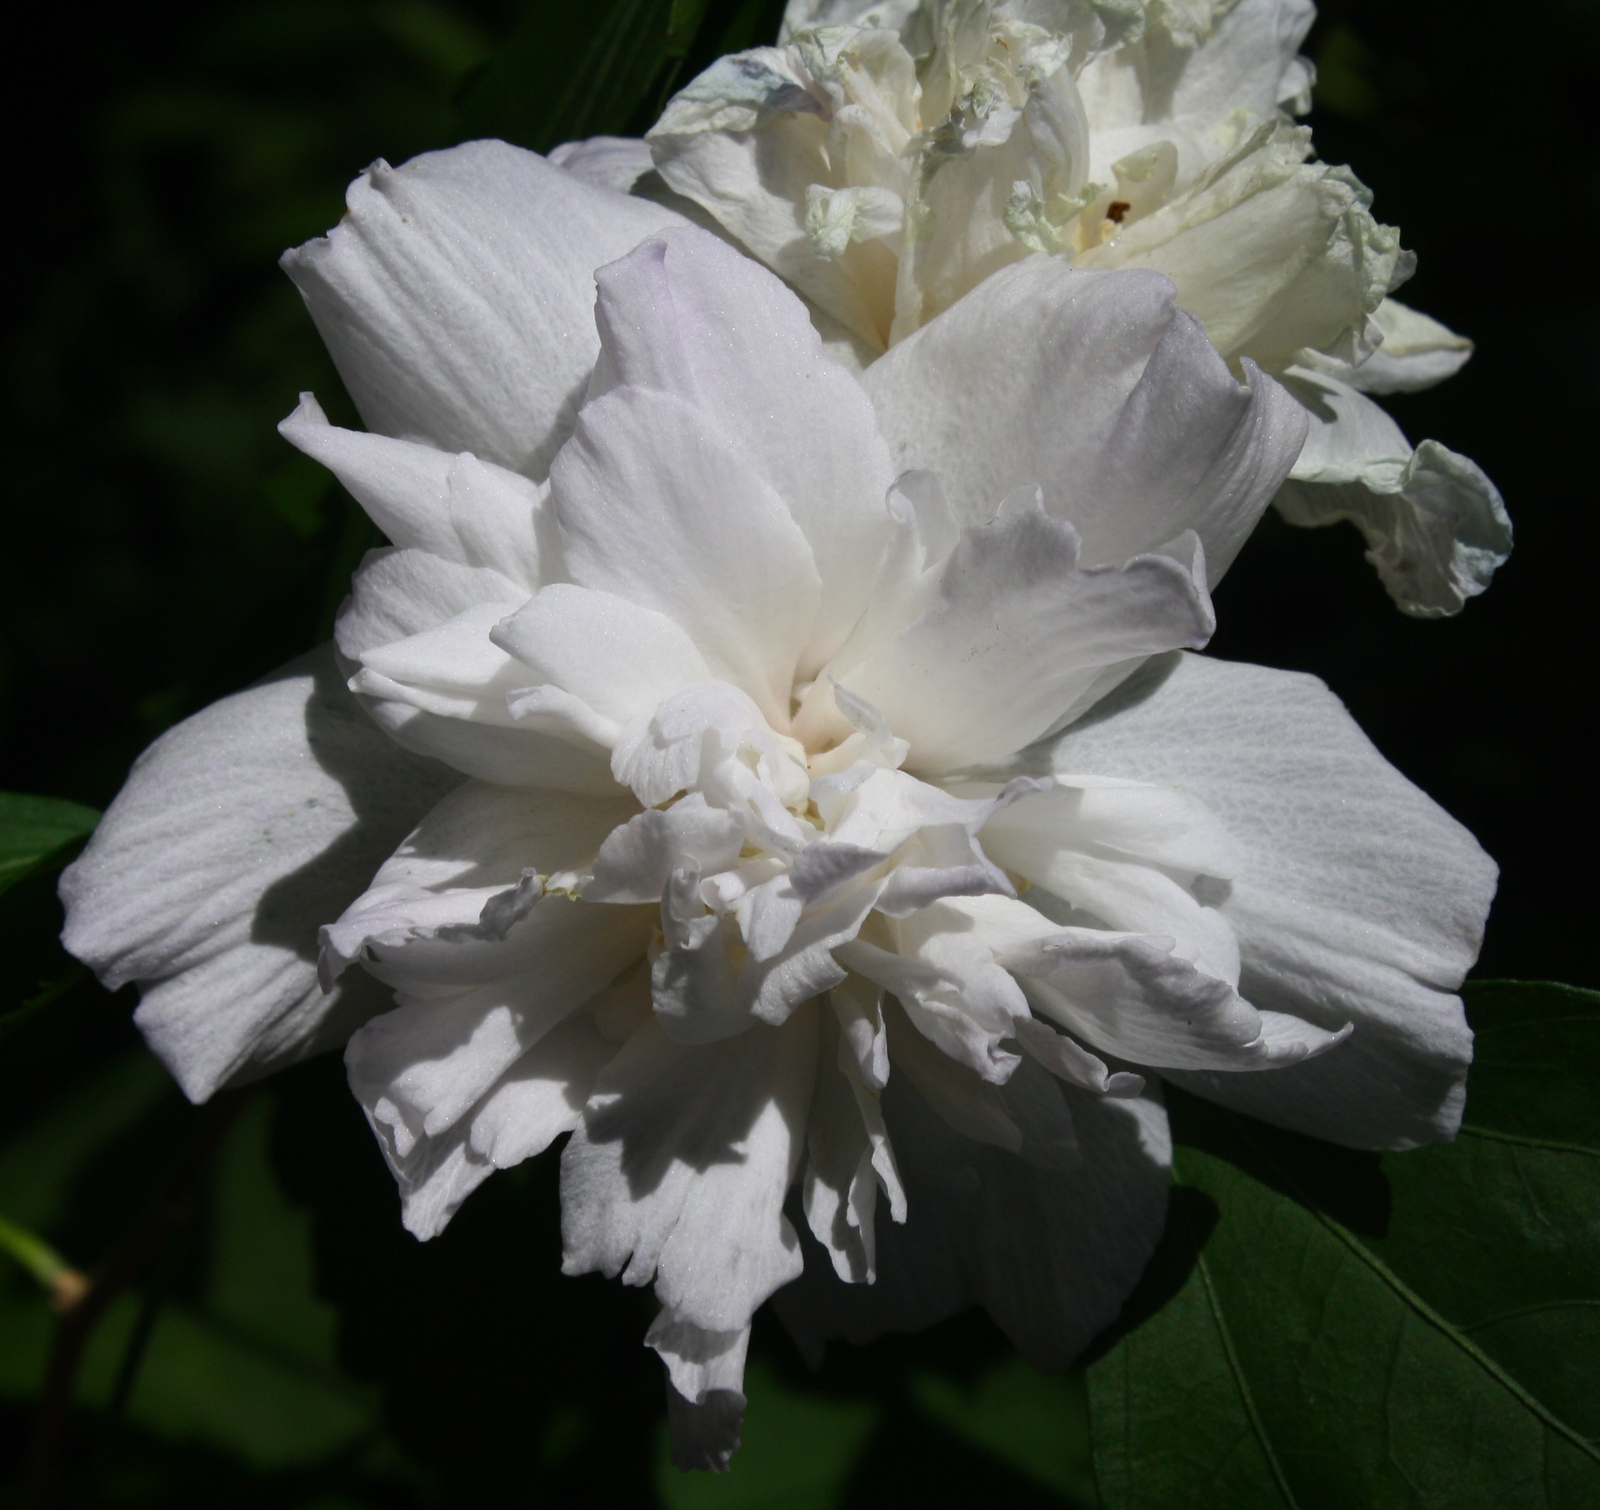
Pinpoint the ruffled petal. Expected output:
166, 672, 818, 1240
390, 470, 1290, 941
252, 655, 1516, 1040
862, 258, 1306, 579
1078, 116, 1412, 374
1277, 368, 1511, 618
1341, 298, 1475, 395
560, 1002, 819, 1332
59, 645, 459, 1101
281, 140, 685, 478
1045, 652, 1496, 1147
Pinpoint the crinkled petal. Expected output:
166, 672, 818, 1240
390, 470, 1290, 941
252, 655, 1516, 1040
59, 645, 458, 1101
1340, 298, 1475, 395
1277, 368, 1511, 618
281, 140, 685, 478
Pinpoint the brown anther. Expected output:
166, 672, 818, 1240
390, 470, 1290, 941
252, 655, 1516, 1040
1106, 201, 1131, 224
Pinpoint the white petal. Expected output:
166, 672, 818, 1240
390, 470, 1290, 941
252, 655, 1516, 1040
775, 1068, 1172, 1371
1151, 0, 1316, 125
980, 773, 1241, 880
59, 645, 458, 1101
281, 140, 685, 478
279, 395, 553, 587
323, 779, 641, 986
548, 134, 655, 192
335, 547, 525, 663
551, 386, 823, 725
366, 1007, 623, 1241
863, 258, 1306, 579
467, 1010, 618, 1168
1278, 369, 1511, 618
1046, 651, 1496, 1147
587, 229, 898, 672
1021, 928, 1345, 1070
491, 583, 712, 731
355, 603, 530, 725
844, 503, 1213, 772
586, 795, 746, 905
560, 1004, 819, 1333
655, 1314, 750, 1472
338, 550, 618, 791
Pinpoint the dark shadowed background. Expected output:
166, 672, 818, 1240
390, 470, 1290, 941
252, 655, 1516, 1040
1, 2, 1593, 1505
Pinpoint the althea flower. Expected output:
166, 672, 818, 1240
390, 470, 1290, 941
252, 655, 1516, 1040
60, 142, 1495, 1471
568, 0, 1510, 618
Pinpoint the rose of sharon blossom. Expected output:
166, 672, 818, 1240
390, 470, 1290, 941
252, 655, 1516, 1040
571, 0, 1509, 618
60, 143, 1495, 1471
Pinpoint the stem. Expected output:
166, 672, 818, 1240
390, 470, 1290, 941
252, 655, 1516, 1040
23, 1088, 250, 1510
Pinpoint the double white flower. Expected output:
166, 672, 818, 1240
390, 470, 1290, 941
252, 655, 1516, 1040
596, 0, 1510, 618
61, 141, 1494, 1469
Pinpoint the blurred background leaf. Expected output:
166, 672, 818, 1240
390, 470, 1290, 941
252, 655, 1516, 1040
1086, 981, 1600, 1507
0, 796, 98, 901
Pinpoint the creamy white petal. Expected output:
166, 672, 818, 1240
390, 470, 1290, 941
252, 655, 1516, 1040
1078, 118, 1411, 374
1340, 298, 1475, 395
279, 395, 552, 587
1046, 651, 1496, 1147
1021, 928, 1346, 1070
281, 140, 686, 478
1277, 368, 1511, 618
650, 46, 901, 352
551, 386, 823, 724
587, 230, 898, 671
862, 258, 1306, 577
59, 645, 458, 1101
560, 1003, 819, 1332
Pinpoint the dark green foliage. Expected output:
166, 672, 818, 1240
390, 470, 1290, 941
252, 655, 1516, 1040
1087, 982, 1600, 1509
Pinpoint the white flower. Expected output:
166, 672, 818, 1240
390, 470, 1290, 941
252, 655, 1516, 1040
60, 142, 1495, 1471
599, 0, 1510, 618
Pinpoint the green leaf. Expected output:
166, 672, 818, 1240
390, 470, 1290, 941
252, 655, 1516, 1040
656, 1362, 879, 1509
0, 791, 99, 899
459, 0, 701, 153
1088, 980, 1600, 1508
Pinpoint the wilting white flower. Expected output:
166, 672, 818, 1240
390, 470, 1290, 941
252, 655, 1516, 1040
61, 142, 1495, 1471
570, 0, 1509, 617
